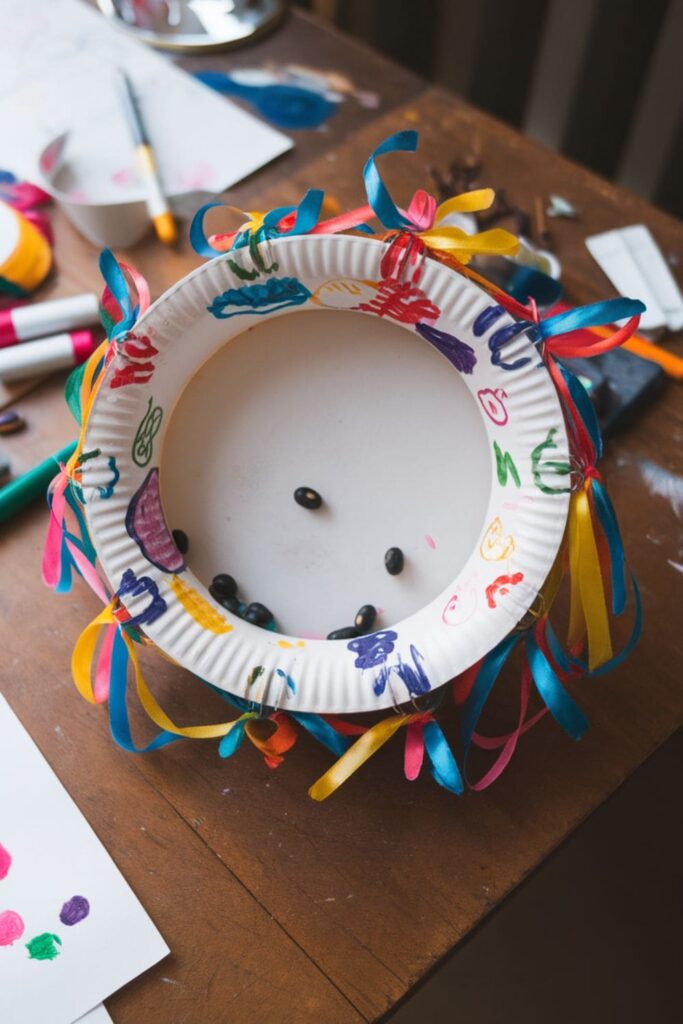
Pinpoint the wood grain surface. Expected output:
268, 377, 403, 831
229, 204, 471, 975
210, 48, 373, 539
1, 19, 682, 1023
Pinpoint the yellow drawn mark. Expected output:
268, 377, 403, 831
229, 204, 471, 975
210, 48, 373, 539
480, 517, 515, 561
170, 576, 233, 634
312, 278, 378, 309
277, 639, 306, 649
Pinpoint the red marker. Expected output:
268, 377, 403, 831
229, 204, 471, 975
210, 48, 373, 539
0, 292, 99, 347
0, 329, 97, 381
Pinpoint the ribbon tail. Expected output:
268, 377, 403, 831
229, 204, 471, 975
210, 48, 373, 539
308, 712, 421, 801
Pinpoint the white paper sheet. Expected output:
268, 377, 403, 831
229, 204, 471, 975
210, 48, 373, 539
0, 0, 292, 204
0, 695, 169, 1024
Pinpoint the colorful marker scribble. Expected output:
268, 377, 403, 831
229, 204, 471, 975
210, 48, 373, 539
131, 397, 163, 469
110, 331, 158, 390
169, 575, 233, 634
125, 467, 185, 574
0, 842, 11, 880
477, 387, 509, 425
59, 895, 90, 926
472, 304, 505, 337
531, 427, 571, 494
441, 581, 478, 626
116, 568, 167, 628
480, 517, 515, 561
207, 277, 311, 319
357, 278, 440, 325
373, 644, 431, 698
0, 910, 24, 946
485, 572, 525, 609
347, 630, 398, 670
415, 322, 477, 374
494, 441, 521, 488
26, 932, 62, 961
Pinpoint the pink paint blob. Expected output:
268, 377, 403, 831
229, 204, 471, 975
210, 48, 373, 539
111, 167, 136, 186
0, 843, 11, 880
0, 909, 25, 946
424, 534, 436, 550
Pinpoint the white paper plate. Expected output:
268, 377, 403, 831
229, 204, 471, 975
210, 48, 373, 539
81, 234, 570, 713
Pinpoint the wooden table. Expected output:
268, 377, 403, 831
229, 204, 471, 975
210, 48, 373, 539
2, 9, 682, 1022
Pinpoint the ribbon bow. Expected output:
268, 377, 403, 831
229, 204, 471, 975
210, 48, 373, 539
363, 130, 519, 277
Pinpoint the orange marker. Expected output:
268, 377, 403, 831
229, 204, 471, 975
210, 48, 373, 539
117, 70, 177, 246
589, 323, 683, 382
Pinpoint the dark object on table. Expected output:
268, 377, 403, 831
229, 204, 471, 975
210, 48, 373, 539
384, 547, 404, 575
0, 410, 26, 435
294, 486, 323, 509
562, 348, 665, 437
354, 604, 377, 633
327, 626, 359, 640
172, 528, 189, 554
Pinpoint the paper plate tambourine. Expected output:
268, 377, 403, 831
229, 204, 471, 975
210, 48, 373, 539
44, 132, 644, 799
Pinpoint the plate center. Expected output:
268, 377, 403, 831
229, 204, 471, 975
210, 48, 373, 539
161, 309, 491, 637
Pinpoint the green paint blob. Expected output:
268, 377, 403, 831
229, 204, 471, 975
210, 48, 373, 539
493, 441, 521, 488
26, 932, 62, 961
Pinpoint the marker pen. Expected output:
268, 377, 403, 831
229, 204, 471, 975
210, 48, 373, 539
0, 292, 99, 347
0, 329, 97, 381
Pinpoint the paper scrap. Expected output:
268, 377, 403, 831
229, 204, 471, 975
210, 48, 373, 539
0, 0, 292, 245
0, 695, 168, 1024
586, 225, 683, 331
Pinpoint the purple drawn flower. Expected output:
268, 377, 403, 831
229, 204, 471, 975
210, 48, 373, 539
347, 630, 398, 670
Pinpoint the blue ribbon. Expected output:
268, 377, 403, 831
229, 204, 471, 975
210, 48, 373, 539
537, 298, 645, 341
460, 632, 519, 763
189, 201, 226, 258
559, 365, 603, 460
525, 633, 588, 740
261, 189, 324, 237
423, 720, 464, 794
289, 713, 352, 757
107, 629, 179, 753
218, 719, 248, 758
363, 130, 418, 231
99, 248, 138, 340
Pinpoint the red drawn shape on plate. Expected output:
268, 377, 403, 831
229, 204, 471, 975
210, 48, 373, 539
110, 362, 155, 389
0, 844, 11, 880
122, 332, 159, 361
357, 278, 440, 325
477, 387, 509, 425
0, 910, 25, 946
485, 572, 524, 609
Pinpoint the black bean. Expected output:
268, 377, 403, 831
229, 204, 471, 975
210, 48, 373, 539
219, 595, 240, 613
210, 573, 237, 598
384, 546, 404, 575
172, 529, 189, 554
326, 626, 359, 640
245, 602, 274, 626
294, 486, 322, 510
354, 604, 376, 632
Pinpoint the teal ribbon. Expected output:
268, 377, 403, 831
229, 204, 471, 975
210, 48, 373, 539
363, 130, 418, 230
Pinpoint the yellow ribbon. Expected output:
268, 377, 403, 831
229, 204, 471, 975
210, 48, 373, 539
72, 603, 254, 739
417, 189, 519, 265
308, 712, 423, 801
567, 483, 612, 669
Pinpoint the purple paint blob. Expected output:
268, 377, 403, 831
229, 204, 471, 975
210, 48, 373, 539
59, 895, 90, 926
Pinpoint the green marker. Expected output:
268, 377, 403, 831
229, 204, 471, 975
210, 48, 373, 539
0, 440, 77, 524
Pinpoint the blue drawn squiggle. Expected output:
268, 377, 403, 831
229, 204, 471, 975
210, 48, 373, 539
347, 630, 398, 670
207, 277, 311, 319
